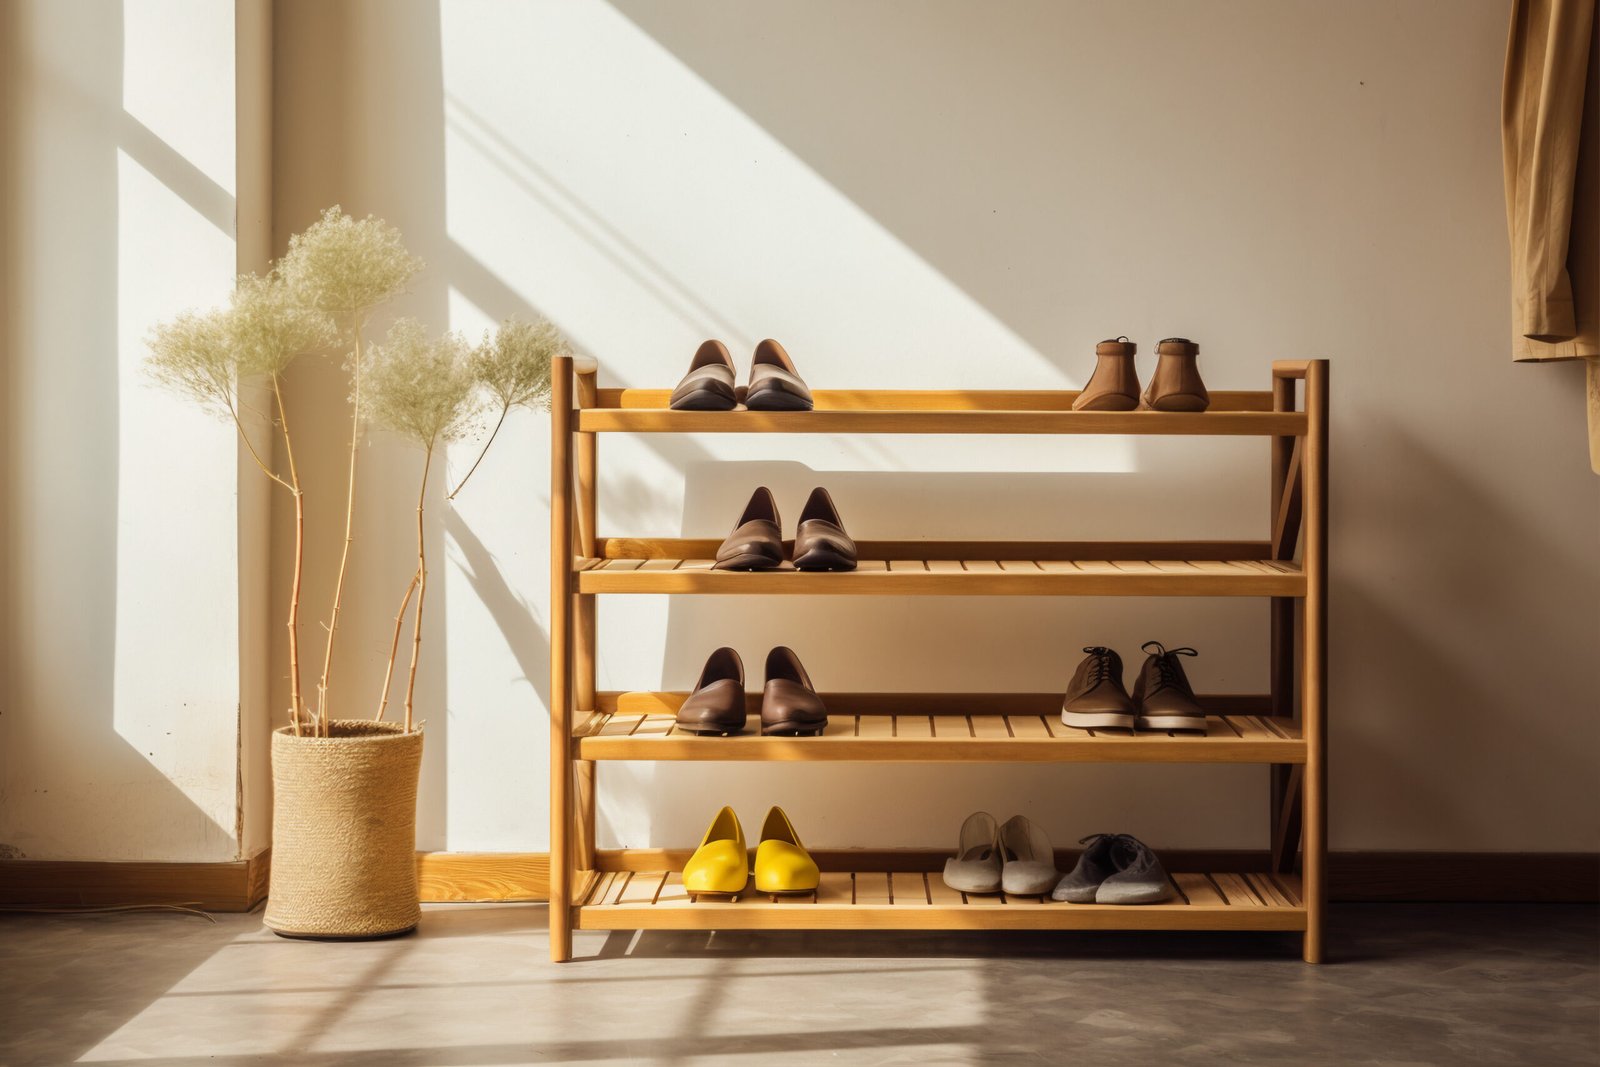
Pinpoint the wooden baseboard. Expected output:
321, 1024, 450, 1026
3, 849, 1592, 911
0, 847, 273, 912
416, 852, 548, 902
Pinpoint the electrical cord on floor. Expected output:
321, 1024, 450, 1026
0, 902, 217, 921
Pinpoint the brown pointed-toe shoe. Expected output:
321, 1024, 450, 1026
713, 487, 785, 571
670, 340, 739, 411
1132, 641, 1206, 732
761, 646, 827, 736
1139, 337, 1210, 412
1060, 646, 1136, 730
676, 647, 747, 735
744, 339, 813, 411
791, 487, 856, 571
1072, 336, 1141, 411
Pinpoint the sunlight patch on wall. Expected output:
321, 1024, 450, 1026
437, 0, 1132, 476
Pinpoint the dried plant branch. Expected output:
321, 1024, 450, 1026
147, 272, 332, 737
374, 569, 420, 724
279, 209, 421, 735
364, 318, 482, 733
448, 317, 567, 499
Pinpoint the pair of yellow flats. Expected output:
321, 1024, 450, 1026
682, 805, 819, 900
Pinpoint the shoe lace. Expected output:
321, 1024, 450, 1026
1081, 646, 1115, 685
1141, 642, 1197, 694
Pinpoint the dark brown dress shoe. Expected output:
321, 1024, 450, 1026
1060, 646, 1136, 730
791, 487, 856, 571
761, 646, 827, 736
670, 340, 738, 411
1072, 337, 1140, 411
743, 339, 813, 411
713, 487, 785, 571
676, 647, 747, 735
1132, 641, 1206, 731
1139, 337, 1210, 412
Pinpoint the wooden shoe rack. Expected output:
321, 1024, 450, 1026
548, 357, 1329, 963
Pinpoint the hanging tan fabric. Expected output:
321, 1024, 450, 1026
1503, 0, 1599, 471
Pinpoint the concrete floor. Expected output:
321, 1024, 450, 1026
0, 904, 1595, 1066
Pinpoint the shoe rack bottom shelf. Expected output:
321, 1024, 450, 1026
573, 869, 1306, 932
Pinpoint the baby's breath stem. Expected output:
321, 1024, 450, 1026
272, 374, 307, 737
317, 314, 365, 736
446, 401, 509, 500
403, 445, 434, 733
374, 568, 419, 723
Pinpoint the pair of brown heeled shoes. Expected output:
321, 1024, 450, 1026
1072, 337, 1210, 412
669, 339, 813, 412
677, 646, 827, 736
714, 487, 856, 572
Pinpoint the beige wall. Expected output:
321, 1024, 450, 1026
0, 0, 273, 862
267, 0, 1598, 857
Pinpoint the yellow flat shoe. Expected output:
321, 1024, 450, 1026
754, 806, 820, 895
682, 806, 748, 900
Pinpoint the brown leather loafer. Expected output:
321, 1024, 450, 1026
1140, 337, 1210, 412
670, 340, 738, 411
743, 339, 813, 411
1072, 336, 1140, 411
713, 487, 785, 571
1132, 641, 1206, 731
676, 647, 747, 735
1060, 646, 1136, 730
791, 487, 856, 571
761, 646, 827, 736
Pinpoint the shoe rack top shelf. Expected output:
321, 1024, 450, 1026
579, 388, 1304, 436
576, 692, 1303, 764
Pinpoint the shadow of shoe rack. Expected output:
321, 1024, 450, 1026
547, 357, 1329, 964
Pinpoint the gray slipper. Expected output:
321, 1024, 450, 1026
941, 811, 1001, 894
999, 815, 1059, 896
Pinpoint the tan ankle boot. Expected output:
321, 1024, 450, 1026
1072, 336, 1140, 411
1140, 337, 1210, 411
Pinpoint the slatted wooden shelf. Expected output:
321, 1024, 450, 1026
547, 358, 1331, 963
578, 388, 1307, 436
573, 868, 1306, 931
577, 556, 1304, 597
575, 692, 1303, 764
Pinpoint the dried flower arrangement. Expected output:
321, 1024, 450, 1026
148, 207, 566, 738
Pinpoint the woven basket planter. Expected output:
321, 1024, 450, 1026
265, 721, 422, 939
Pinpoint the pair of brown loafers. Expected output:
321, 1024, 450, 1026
714, 487, 856, 572
669, 339, 813, 412
676, 646, 827, 736
1072, 336, 1211, 412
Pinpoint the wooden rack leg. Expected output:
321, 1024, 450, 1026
1301, 360, 1330, 964
548, 356, 575, 963
1268, 373, 1299, 874
574, 366, 600, 874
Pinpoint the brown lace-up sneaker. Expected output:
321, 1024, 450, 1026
1060, 646, 1136, 729
1140, 337, 1210, 412
1072, 336, 1141, 411
1132, 641, 1206, 731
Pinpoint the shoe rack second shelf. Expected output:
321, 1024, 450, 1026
577, 541, 1303, 597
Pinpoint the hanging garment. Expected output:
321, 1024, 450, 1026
1502, 0, 1599, 471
